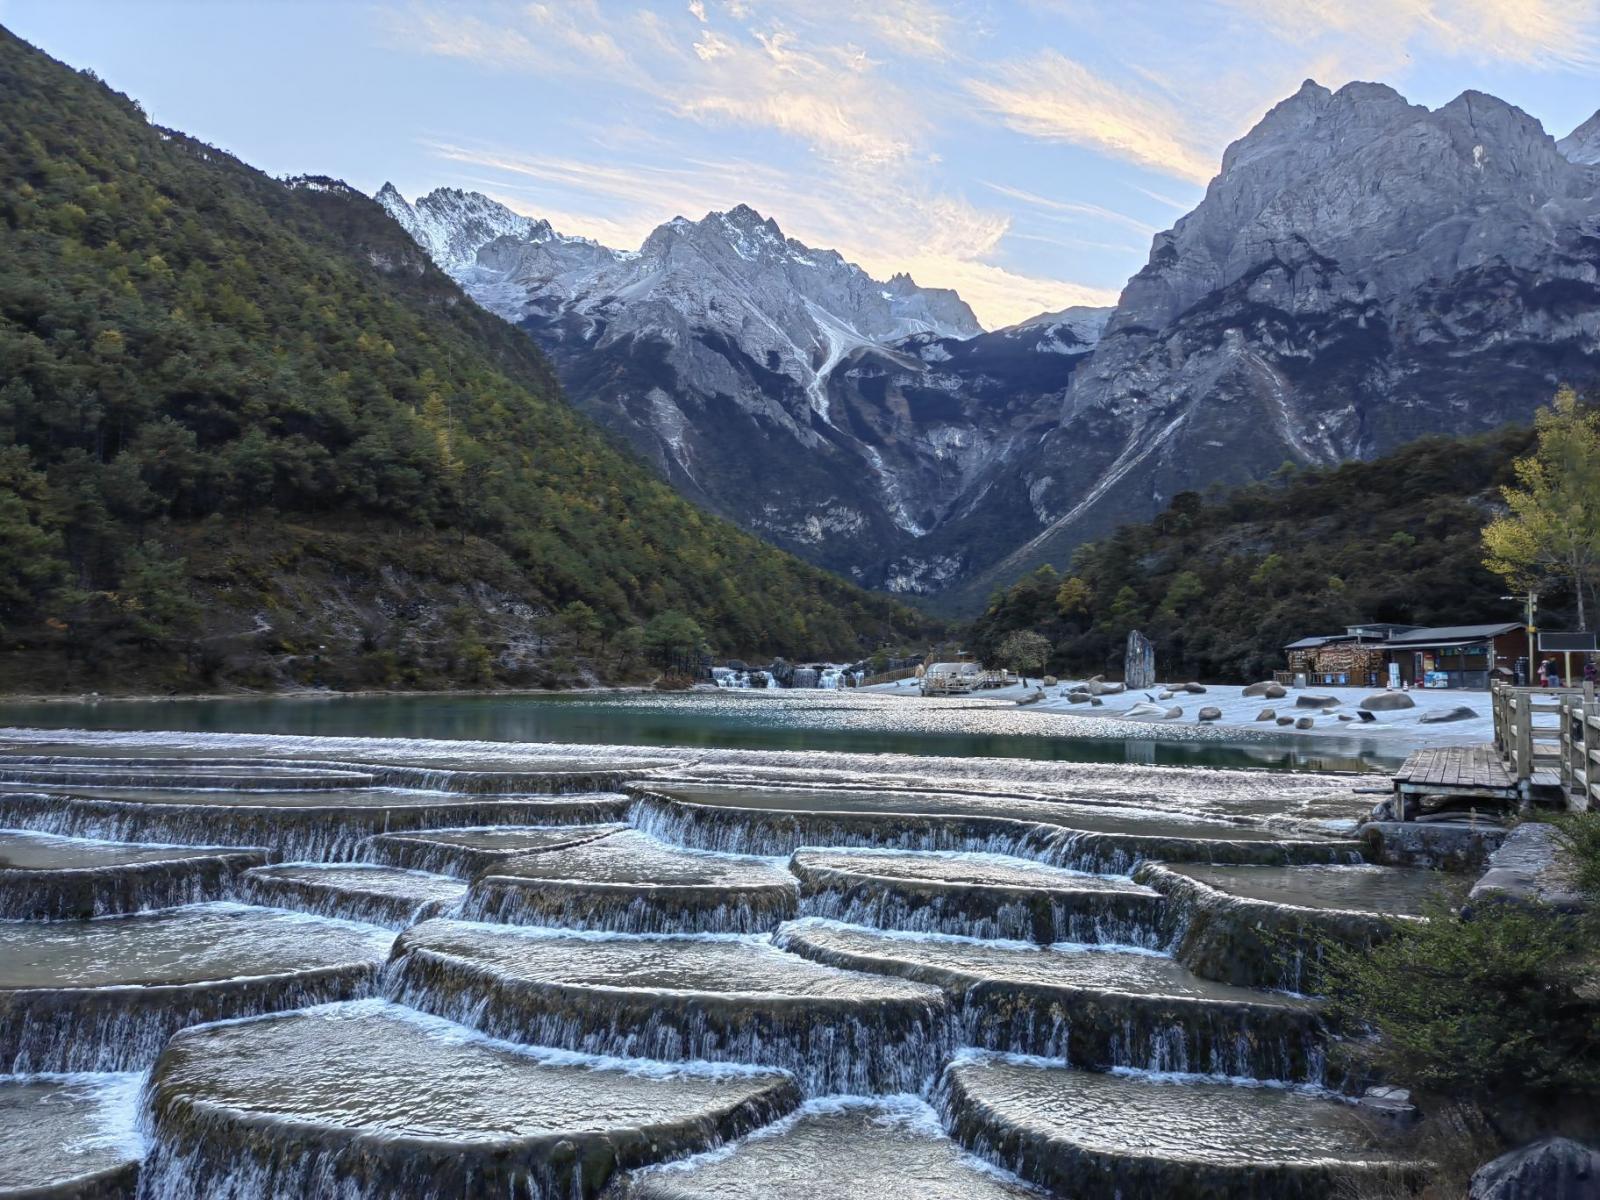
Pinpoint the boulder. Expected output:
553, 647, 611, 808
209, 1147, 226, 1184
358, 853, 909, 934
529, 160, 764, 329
1090, 697, 1104, 707
1357, 1085, 1418, 1131
1242, 681, 1287, 699
1295, 694, 1339, 709
1276, 716, 1295, 726
1157, 691, 1175, 700
1163, 706, 1183, 719
1183, 682, 1207, 694
1065, 693, 1091, 705
1338, 713, 1354, 722
1042, 675, 1058, 687
1100, 682, 1126, 695
1197, 707, 1222, 722
1420, 705, 1480, 724
1360, 691, 1415, 712
1256, 709, 1276, 721
1123, 702, 1168, 719
1295, 716, 1315, 729
1469, 1137, 1600, 1200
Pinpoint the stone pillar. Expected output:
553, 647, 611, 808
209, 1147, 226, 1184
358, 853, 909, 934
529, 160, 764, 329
1125, 630, 1156, 690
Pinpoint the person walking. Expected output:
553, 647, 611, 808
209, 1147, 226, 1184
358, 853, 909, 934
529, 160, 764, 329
1538, 659, 1551, 688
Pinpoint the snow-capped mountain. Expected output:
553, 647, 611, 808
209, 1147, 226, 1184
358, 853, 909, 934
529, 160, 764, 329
375, 188, 1013, 586
941, 81, 1600, 607
378, 83, 1600, 606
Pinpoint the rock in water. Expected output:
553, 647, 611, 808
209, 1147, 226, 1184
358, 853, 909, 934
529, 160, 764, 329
1197, 707, 1222, 722
1420, 706, 1479, 724
1256, 709, 1276, 722
1360, 692, 1415, 711
1277, 716, 1296, 726
1243, 681, 1287, 699
1296, 695, 1340, 709
1295, 717, 1316, 729
1469, 1137, 1600, 1200
1123, 702, 1168, 719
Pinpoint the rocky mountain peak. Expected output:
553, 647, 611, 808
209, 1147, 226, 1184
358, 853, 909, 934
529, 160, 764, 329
1561, 109, 1600, 165
375, 184, 544, 271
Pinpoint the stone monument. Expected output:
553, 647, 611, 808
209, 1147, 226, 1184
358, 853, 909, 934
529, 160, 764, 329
1125, 629, 1156, 690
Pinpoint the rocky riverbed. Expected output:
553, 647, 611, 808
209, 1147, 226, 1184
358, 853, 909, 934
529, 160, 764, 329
0, 733, 1431, 1198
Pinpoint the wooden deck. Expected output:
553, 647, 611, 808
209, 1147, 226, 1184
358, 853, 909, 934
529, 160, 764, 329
1394, 744, 1517, 799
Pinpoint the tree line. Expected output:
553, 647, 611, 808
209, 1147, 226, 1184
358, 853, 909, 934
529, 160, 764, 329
0, 30, 930, 691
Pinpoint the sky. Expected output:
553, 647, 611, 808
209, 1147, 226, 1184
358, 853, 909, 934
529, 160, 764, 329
4, 1, 1598, 328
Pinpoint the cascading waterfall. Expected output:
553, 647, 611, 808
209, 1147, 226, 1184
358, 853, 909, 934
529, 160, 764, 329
628, 793, 1065, 862
0, 792, 629, 863
796, 890, 1164, 948
459, 879, 798, 934
2, 964, 381, 1074
383, 946, 953, 1096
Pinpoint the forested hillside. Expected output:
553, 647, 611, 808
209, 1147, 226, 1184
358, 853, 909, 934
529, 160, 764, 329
968, 421, 1564, 682
0, 28, 928, 693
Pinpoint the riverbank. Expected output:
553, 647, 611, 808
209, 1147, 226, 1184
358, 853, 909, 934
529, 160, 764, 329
864, 677, 1491, 754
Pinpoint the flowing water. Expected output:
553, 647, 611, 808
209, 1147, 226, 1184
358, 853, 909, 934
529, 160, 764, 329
0, 701, 1426, 1198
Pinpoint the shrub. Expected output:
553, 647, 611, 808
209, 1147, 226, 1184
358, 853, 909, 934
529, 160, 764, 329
1322, 894, 1600, 1132
1550, 811, 1600, 899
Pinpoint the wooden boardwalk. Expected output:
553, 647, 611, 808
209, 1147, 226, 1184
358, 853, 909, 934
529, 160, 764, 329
1393, 744, 1517, 800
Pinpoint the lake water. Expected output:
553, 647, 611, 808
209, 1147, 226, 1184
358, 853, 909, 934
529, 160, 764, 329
0, 690, 1402, 774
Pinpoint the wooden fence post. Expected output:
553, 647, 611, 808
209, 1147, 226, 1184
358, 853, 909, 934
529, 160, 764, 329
1515, 692, 1533, 783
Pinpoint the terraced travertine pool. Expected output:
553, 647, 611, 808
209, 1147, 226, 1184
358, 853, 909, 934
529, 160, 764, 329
0, 734, 1432, 1199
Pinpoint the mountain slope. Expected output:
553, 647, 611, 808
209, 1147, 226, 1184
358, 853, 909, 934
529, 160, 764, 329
1560, 108, 1600, 166
0, 27, 928, 693
378, 187, 1092, 589
969, 419, 1551, 682
946, 80, 1600, 610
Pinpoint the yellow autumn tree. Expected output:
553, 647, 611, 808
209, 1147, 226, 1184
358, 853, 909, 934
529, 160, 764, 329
1482, 387, 1600, 630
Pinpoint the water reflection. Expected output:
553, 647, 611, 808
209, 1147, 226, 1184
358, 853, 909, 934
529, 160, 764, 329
0, 691, 1404, 773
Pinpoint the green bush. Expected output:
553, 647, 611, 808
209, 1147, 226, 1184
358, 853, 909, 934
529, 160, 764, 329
1322, 895, 1600, 1125
1550, 811, 1600, 899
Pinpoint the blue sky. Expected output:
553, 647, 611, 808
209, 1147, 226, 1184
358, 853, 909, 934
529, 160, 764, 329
5, 1, 1597, 327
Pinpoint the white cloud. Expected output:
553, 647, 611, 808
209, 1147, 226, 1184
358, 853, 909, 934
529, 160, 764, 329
675, 30, 920, 166
1221, 0, 1599, 71
967, 52, 1221, 184
982, 181, 1159, 237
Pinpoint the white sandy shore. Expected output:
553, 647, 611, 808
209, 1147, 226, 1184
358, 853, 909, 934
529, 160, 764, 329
864, 677, 1492, 752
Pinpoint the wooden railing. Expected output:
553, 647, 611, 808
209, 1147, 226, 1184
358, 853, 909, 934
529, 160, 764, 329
859, 666, 920, 687
1491, 681, 1595, 810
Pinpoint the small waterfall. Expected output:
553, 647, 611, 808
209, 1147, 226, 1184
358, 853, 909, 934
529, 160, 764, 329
236, 869, 463, 932
385, 948, 953, 1096
955, 990, 1328, 1086
0, 850, 264, 921
2, 964, 381, 1073
460, 877, 799, 934
0, 793, 629, 863
796, 890, 1163, 948
629, 793, 1063, 862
